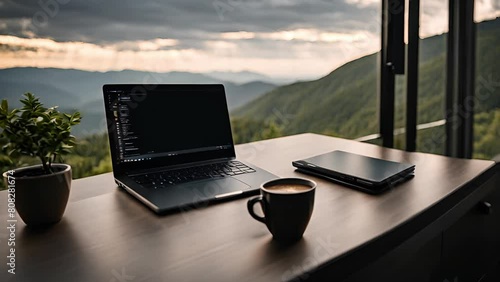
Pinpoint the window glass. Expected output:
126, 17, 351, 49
473, 0, 500, 160
393, 0, 449, 154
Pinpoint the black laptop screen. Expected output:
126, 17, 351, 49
104, 84, 235, 172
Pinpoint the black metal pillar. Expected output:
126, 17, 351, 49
406, 0, 420, 152
445, 0, 475, 158
380, 0, 405, 148
380, 0, 393, 148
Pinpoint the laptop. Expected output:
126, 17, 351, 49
103, 84, 278, 213
292, 150, 415, 194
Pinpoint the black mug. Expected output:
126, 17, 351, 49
247, 178, 316, 241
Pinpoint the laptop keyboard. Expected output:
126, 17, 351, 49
130, 161, 256, 189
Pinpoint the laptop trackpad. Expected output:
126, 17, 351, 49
160, 177, 250, 207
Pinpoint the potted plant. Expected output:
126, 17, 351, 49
0, 93, 81, 226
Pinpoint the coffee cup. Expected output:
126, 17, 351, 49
247, 178, 316, 241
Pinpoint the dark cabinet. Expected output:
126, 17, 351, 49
343, 235, 442, 282
440, 177, 500, 282
341, 172, 500, 282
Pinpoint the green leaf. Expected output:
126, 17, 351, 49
7, 148, 17, 156
0, 93, 82, 170
1, 100, 7, 112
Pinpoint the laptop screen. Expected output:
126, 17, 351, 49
103, 84, 236, 173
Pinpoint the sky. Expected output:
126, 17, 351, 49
0, 0, 498, 80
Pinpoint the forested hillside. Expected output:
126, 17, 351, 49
232, 18, 499, 158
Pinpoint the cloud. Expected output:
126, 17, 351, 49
0, 33, 379, 79
0, 0, 498, 78
220, 28, 370, 43
0, 1, 497, 45
259, 29, 369, 42
0, 43, 38, 52
0, 0, 383, 78
420, 0, 449, 36
220, 31, 256, 40
111, 38, 179, 51
476, 0, 500, 21
0, 0, 379, 44
345, 0, 378, 8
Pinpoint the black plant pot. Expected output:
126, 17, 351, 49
3, 164, 72, 226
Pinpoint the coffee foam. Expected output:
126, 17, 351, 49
265, 183, 312, 193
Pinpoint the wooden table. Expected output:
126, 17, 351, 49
1, 133, 499, 281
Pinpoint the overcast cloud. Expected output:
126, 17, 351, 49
0, 0, 498, 78
0, 1, 378, 43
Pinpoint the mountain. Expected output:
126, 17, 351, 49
0, 68, 276, 135
232, 17, 500, 156
232, 51, 380, 138
224, 81, 277, 109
